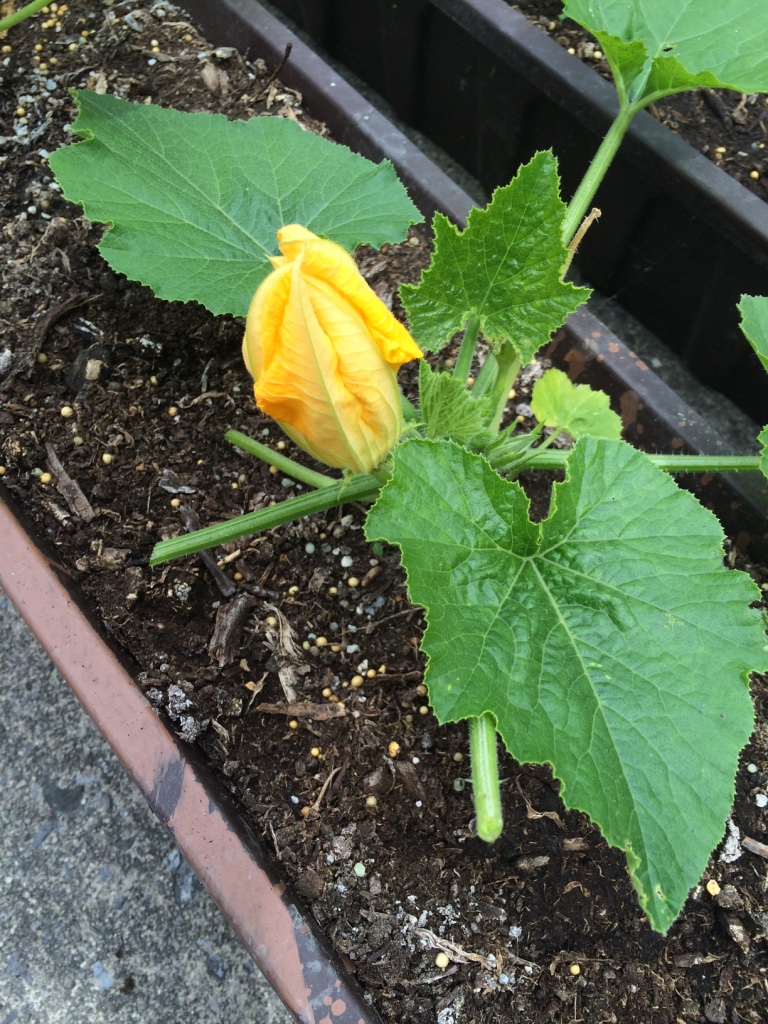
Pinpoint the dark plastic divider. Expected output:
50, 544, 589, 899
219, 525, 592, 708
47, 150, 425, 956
260, 0, 768, 424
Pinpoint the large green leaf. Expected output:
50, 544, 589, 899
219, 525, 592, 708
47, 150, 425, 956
366, 437, 764, 932
49, 91, 419, 317
400, 152, 590, 357
564, 0, 768, 103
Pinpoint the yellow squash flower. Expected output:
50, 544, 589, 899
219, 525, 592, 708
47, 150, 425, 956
243, 225, 422, 474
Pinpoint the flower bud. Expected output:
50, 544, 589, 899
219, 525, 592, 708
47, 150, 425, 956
243, 225, 422, 474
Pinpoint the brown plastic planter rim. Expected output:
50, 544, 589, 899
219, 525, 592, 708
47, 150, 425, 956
1, 3, 766, 1024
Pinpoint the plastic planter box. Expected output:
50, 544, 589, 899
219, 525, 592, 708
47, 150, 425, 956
2, 3, 767, 1024
257, 0, 768, 426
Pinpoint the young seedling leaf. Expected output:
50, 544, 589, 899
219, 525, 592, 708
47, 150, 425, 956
48, 91, 419, 317
366, 437, 763, 933
531, 367, 622, 440
564, 0, 768, 104
418, 363, 496, 448
400, 152, 590, 356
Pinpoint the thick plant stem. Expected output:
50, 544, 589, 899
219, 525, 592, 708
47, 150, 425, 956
524, 450, 764, 474
0, 0, 49, 31
562, 104, 635, 245
453, 314, 482, 384
469, 714, 503, 842
226, 430, 337, 489
471, 352, 498, 399
150, 473, 380, 565
488, 346, 521, 431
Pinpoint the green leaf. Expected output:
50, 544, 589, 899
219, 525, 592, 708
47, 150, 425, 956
49, 91, 419, 317
366, 437, 764, 932
400, 152, 590, 357
738, 293, 768, 375
531, 367, 622, 440
758, 425, 768, 481
564, 0, 768, 103
737, 296, 768, 480
418, 363, 496, 447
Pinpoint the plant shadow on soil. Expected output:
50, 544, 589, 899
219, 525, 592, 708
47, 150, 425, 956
2, 2, 768, 1022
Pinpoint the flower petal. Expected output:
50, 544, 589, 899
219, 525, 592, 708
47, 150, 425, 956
254, 253, 401, 473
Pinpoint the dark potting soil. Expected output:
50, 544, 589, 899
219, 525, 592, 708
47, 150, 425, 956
2, 3, 768, 1023
511, 0, 768, 203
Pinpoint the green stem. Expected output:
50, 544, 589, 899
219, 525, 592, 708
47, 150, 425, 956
487, 346, 521, 431
453, 313, 482, 384
562, 103, 636, 244
523, 450, 763, 473
471, 352, 498, 400
0, 0, 50, 32
469, 713, 503, 842
150, 473, 380, 565
226, 430, 337, 489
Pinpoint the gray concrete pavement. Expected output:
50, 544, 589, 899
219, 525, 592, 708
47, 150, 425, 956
0, 589, 293, 1024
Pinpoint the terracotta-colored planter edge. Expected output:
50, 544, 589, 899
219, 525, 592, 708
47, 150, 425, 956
0, 494, 379, 1024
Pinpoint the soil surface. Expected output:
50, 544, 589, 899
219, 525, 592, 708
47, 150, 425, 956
512, 0, 768, 202
2, 3, 768, 1023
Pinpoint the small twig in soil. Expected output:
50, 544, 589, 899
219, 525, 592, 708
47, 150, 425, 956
413, 927, 540, 975
244, 673, 267, 714
178, 505, 236, 596
45, 442, 96, 521
310, 765, 342, 813
256, 701, 346, 720
731, 93, 749, 125
364, 608, 419, 634
741, 834, 768, 859
254, 41, 292, 101
372, 669, 423, 683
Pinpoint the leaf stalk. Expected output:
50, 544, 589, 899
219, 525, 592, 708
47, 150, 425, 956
487, 346, 521, 431
469, 713, 503, 842
563, 104, 636, 244
149, 473, 380, 565
226, 430, 337, 489
525, 450, 764, 473
453, 313, 482, 384
0, 0, 50, 31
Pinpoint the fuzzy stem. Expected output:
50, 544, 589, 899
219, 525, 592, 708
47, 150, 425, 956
226, 430, 337, 489
523, 450, 763, 473
0, 0, 49, 31
453, 313, 482, 384
469, 714, 503, 842
150, 473, 380, 565
487, 346, 521, 431
562, 104, 635, 244
471, 352, 498, 400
